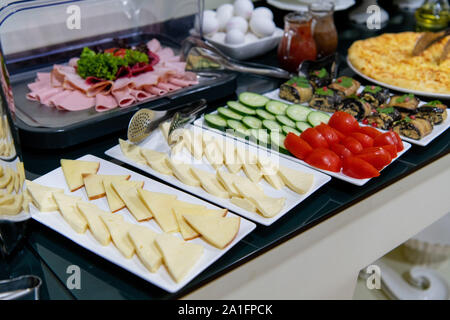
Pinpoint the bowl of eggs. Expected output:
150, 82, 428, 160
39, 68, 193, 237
193, 0, 283, 60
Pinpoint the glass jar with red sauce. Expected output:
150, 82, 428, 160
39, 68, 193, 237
277, 11, 317, 73
309, 1, 338, 59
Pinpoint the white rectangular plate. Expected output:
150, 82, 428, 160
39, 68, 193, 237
30, 155, 256, 293
105, 126, 331, 226
264, 88, 450, 147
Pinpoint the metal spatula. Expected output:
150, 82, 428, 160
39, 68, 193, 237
127, 99, 207, 144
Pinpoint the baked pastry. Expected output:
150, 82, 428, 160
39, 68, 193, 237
388, 94, 420, 115
279, 76, 313, 103
329, 76, 360, 97
417, 100, 448, 125
393, 117, 433, 140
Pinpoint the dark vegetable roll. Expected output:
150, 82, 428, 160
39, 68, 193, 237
417, 100, 448, 125
364, 105, 402, 130
338, 96, 372, 121
308, 68, 332, 89
279, 76, 313, 104
388, 94, 420, 115
329, 76, 360, 97
392, 117, 433, 140
361, 85, 390, 108
309, 87, 342, 113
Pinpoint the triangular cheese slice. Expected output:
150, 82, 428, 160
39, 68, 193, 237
216, 170, 240, 197
0, 168, 11, 188
223, 142, 241, 173
159, 121, 171, 142
128, 225, 162, 273
137, 189, 178, 233
242, 163, 262, 183
155, 234, 203, 283
17, 162, 25, 190
53, 193, 87, 233
60, 159, 100, 192
191, 168, 229, 198
103, 179, 143, 213
247, 194, 285, 218
83, 174, 130, 200
258, 156, 284, 189
22, 191, 31, 213
230, 196, 257, 213
191, 132, 203, 160
0, 194, 23, 215
140, 148, 172, 175
236, 146, 258, 165
278, 165, 314, 194
76, 201, 111, 246
183, 213, 240, 249
6, 168, 14, 194
112, 181, 151, 222
263, 173, 285, 190
119, 139, 146, 165
25, 180, 64, 212
203, 140, 223, 169
100, 213, 135, 259
167, 159, 200, 187
232, 177, 266, 200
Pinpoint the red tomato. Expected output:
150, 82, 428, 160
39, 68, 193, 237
334, 129, 347, 141
330, 143, 353, 159
381, 144, 398, 158
104, 48, 118, 54
342, 136, 364, 154
315, 123, 341, 145
386, 131, 404, 152
300, 128, 329, 149
356, 147, 392, 170
328, 111, 360, 135
113, 48, 127, 58
350, 132, 374, 148
284, 133, 313, 160
342, 156, 380, 179
373, 132, 397, 148
305, 148, 342, 172
358, 126, 382, 139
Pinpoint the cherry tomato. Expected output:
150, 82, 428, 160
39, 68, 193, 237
330, 143, 353, 159
358, 126, 382, 139
113, 48, 127, 58
356, 147, 392, 170
284, 133, 313, 160
342, 156, 380, 179
373, 132, 397, 148
381, 144, 398, 158
300, 128, 329, 149
315, 123, 341, 145
334, 129, 347, 141
104, 48, 118, 54
328, 111, 360, 135
342, 136, 364, 154
350, 132, 374, 148
385, 131, 404, 152
305, 148, 342, 172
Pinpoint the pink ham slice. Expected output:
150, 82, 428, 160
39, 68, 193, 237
95, 94, 119, 112
36, 72, 51, 83
168, 77, 198, 87
68, 58, 79, 68
130, 89, 154, 102
27, 87, 63, 105
145, 86, 168, 96
111, 86, 136, 108
48, 90, 74, 108
163, 62, 186, 75
156, 82, 181, 92
63, 73, 92, 93
54, 90, 95, 111
86, 80, 113, 97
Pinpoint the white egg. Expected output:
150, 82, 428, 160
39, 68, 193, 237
225, 29, 245, 45
251, 7, 273, 21
226, 16, 248, 34
216, 4, 234, 31
194, 10, 217, 33
233, 0, 254, 20
211, 32, 226, 43
203, 14, 220, 35
250, 16, 275, 38
244, 32, 259, 43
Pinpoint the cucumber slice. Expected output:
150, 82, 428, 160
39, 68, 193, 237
227, 101, 256, 116
276, 115, 296, 128
239, 92, 269, 108
227, 119, 249, 137
249, 129, 270, 146
307, 111, 331, 127
270, 131, 289, 154
286, 104, 312, 122
282, 126, 301, 136
205, 114, 227, 130
262, 119, 282, 132
217, 107, 243, 121
242, 116, 262, 129
296, 121, 312, 132
265, 100, 289, 115
255, 109, 276, 121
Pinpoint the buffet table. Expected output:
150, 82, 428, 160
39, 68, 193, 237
1, 4, 449, 300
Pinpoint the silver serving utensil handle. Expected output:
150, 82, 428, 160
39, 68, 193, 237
0, 275, 42, 300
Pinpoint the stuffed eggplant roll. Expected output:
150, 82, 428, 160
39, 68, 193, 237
361, 85, 390, 108
309, 87, 342, 113
279, 77, 313, 104
329, 76, 360, 97
338, 96, 372, 120
393, 117, 433, 140
388, 94, 420, 115
364, 106, 402, 130
417, 100, 448, 125
309, 68, 332, 89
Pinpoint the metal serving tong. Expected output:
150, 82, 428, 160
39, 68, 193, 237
412, 27, 450, 61
0, 275, 42, 300
127, 99, 207, 145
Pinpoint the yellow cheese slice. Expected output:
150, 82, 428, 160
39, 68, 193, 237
103, 178, 143, 213
216, 170, 240, 197
183, 213, 240, 249
278, 165, 314, 194
258, 156, 283, 189
223, 142, 241, 173
242, 163, 263, 183
0, 194, 23, 215
0, 168, 12, 188
25, 180, 64, 212
171, 139, 185, 155
191, 132, 203, 160
232, 176, 265, 199
140, 148, 172, 175
159, 121, 171, 142
100, 213, 135, 259
191, 168, 229, 198
6, 168, 14, 194
236, 146, 258, 165
76, 201, 111, 246
83, 174, 130, 200
247, 194, 285, 218
155, 233, 204, 283
263, 173, 285, 190
17, 162, 25, 190
119, 139, 147, 165
112, 181, 152, 222
128, 225, 162, 273
0, 193, 15, 205
137, 188, 178, 233
60, 159, 100, 192
230, 196, 257, 213
53, 193, 87, 233
203, 141, 223, 169
22, 191, 30, 213
14, 171, 20, 194
167, 159, 200, 187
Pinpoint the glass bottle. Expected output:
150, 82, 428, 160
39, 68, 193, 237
415, 0, 449, 31
309, 1, 338, 59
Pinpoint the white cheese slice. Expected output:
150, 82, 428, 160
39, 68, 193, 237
278, 165, 314, 194
100, 213, 135, 259
242, 163, 263, 183
25, 180, 64, 212
119, 139, 147, 165
0, 194, 23, 215
76, 201, 111, 246
103, 179, 143, 213
159, 121, 171, 142
191, 132, 204, 160
167, 159, 200, 187
53, 193, 87, 233
128, 225, 162, 273
191, 168, 229, 198
112, 181, 152, 222
203, 141, 224, 169
223, 142, 241, 173
140, 148, 172, 175
247, 194, 285, 218
0, 168, 12, 188
230, 196, 257, 213
216, 170, 240, 197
